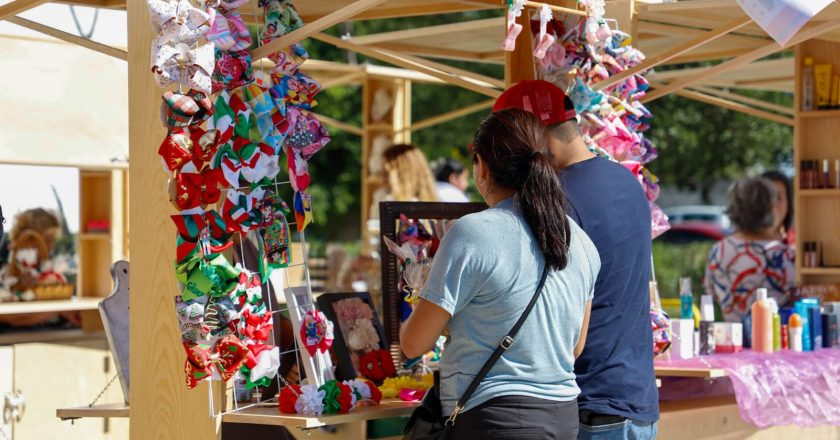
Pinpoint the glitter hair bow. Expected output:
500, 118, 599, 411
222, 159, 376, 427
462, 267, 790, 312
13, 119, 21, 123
158, 127, 221, 172
152, 41, 215, 95
284, 107, 329, 161
172, 164, 227, 211
300, 309, 334, 356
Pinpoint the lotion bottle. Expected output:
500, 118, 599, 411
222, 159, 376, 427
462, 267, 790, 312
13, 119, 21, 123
751, 288, 773, 353
789, 313, 804, 352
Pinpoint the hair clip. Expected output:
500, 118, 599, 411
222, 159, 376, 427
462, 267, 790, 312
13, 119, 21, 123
300, 309, 334, 356
172, 163, 226, 211
533, 5, 556, 60
293, 191, 313, 232
502, 0, 526, 51
172, 209, 233, 262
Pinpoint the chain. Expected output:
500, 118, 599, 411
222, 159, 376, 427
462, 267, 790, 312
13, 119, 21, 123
89, 374, 120, 407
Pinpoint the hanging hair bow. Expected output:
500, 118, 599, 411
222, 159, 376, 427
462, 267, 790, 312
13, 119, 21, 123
222, 188, 266, 233
172, 164, 226, 211
175, 252, 240, 300
235, 268, 263, 306
206, 0, 253, 52
260, 0, 303, 42
208, 90, 250, 145
242, 307, 274, 342
171, 209, 234, 262
204, 294, 240, 338
158, 127, 221, 172
176, 296, 210, 343
274, 72, 321, 110
212, 48, 254, 93
152, 42, 215, 95
267, 43, 309, 76
160, 89, 214, 130
293, 191, 313, 233
502, 0, 526, 51
284, 107, 329, 161
300, 309, 334, 356
183, 334, 249, 388
533, 5, 556, 60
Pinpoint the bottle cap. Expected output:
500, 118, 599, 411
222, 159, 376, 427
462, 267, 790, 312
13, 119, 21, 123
679, 277, 691, 292
756, 288, 768, 302
767, 298, 779, 314
789, 313, 803, 328
701, 295, 714, 321
805, 57, 814, 66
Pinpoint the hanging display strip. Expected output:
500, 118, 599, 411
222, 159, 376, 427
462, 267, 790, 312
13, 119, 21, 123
144, 0, 362, 417
503, 0, 669, 237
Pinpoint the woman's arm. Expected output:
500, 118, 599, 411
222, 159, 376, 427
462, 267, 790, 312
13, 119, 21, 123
574, 300, 592, 359
400, 299, 452, 359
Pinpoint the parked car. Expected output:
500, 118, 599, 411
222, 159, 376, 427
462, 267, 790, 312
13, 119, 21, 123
658, 205, 731, 243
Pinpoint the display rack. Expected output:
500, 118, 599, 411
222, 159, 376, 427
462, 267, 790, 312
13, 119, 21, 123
794, 40, 840, 285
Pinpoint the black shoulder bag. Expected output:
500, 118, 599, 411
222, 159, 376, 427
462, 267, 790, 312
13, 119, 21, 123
402, 266, 551, 440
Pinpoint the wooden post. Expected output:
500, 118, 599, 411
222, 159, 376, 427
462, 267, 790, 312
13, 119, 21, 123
127, 0, 220, 438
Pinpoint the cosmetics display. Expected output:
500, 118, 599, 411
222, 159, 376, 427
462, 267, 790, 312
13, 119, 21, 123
801, 57, 840, 111
801, 241, 826, 268
800, 159, 838, 189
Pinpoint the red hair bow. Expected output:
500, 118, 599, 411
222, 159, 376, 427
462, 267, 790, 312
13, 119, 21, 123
173, 166, 226, 210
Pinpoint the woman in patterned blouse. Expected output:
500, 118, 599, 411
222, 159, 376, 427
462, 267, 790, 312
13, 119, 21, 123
704, 177, 795, 322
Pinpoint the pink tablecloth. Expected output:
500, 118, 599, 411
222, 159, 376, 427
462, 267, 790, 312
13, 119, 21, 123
656, 349, 840, 428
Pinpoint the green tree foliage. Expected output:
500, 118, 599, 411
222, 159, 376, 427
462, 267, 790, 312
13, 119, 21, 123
646, 89, 793, 203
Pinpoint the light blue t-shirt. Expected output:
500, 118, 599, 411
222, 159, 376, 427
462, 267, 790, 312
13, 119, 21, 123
419, 198, 600, 414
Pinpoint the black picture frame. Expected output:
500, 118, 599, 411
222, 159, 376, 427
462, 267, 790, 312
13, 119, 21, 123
378, 201, 487, 365
316, 291, 390, 381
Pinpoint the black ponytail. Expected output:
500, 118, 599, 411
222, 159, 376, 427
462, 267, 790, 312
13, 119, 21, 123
472, 108, 572, 271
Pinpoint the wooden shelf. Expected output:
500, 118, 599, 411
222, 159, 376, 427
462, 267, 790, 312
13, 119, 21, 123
798, 109, 840, 118
78, 233, 111, 241
0, 297, 100, 315
222, 399, 418, 429
56, 403, 129, 420
799, 189, 840, 196
654, 365, 727, 379
800, 267, 840, 275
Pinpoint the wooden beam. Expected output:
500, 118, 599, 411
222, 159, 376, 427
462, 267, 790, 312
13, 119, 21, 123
251, 0, 389, 61
674, 88, 794, 126
351, 17, 503, 45
402, 99, 494, 133
315, 113, 364, 136
523, 1, 587, 17
0, 0, 47, 20
637, 0, 737, 13
127, 0, 219, 436
373, 48, 505, 89
642, 20, 840, 103
638, 20, 770, 44
595, 17, 752, 91
691, 86, 794, 115
7, 16, 127, 61
319, 71, 365, 89
667, 47, 759, 65
304, 2, 495, 23
312, 33, 501, 98
372, 42, 490, 64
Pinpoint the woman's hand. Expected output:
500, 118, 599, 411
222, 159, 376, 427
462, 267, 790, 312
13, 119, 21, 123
399, 299, 451, 359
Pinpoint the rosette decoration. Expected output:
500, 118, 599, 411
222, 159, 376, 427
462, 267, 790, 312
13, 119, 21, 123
300, 309, 335, 356
144, 0, 330, 393
278, 379, 382, 415
522, 0, 669, 237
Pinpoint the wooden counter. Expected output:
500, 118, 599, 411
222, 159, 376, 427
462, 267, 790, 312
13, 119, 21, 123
222, 399, 417, 429
57, 403, 130, 420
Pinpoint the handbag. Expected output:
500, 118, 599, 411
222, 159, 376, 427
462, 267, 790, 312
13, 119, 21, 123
403, 266, 551, 440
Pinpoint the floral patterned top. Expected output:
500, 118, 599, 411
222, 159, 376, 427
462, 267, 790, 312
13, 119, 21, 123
704, 237, 795, 323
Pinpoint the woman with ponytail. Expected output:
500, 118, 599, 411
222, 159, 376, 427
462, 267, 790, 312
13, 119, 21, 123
401, 109, 599, 439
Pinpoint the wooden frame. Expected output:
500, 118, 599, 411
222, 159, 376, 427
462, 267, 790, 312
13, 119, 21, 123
6, 17, 127, 60
378, 201, 486, 362
316, 291, 391, 381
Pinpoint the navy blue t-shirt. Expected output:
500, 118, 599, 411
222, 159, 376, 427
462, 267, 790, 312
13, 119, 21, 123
561, 156, 659, 423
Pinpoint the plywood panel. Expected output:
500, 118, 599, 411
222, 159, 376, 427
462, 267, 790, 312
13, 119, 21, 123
127, 0, 219, 436
13, 340, 128, 439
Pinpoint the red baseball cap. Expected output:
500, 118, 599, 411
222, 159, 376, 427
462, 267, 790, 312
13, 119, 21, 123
493, 80, 576, 126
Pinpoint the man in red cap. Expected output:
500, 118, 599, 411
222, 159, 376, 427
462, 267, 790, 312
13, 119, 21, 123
494, 80, 658, 440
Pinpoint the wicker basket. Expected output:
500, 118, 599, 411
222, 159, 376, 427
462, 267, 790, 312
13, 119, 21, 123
32, 283, 75, 301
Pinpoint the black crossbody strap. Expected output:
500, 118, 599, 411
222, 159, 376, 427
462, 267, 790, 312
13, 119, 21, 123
445, 265, 551, 426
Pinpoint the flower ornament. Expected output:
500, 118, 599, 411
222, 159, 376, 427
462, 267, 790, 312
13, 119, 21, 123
319, 381, 354, 414
345, 319, 381, 353
152, 41, 215, 95
279, 384, 303, 414
295, 385, 326, 415
358, 349, 396, 382
300, 309, 334, 356
347, 379, 382, 404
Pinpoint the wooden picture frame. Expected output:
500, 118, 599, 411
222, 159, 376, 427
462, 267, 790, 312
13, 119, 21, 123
378, 201, 487, 364
316, 291, 390, 381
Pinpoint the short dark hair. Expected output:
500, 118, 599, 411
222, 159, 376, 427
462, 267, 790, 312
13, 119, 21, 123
432, 158, 465, 183
726, 177, 777, 234
549, 120, 581, 143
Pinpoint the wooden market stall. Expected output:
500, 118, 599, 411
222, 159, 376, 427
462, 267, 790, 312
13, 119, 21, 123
1, 0, 840, 439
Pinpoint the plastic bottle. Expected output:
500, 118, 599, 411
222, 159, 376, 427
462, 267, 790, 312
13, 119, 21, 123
789, 313, 804, 352
803, 57, 815, 111
680, 277, 693, 320
751, 288, 773, 353
767, 298, 781, 352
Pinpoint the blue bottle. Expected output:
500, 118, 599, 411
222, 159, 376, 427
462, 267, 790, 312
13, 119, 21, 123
680, 277, 693, 320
